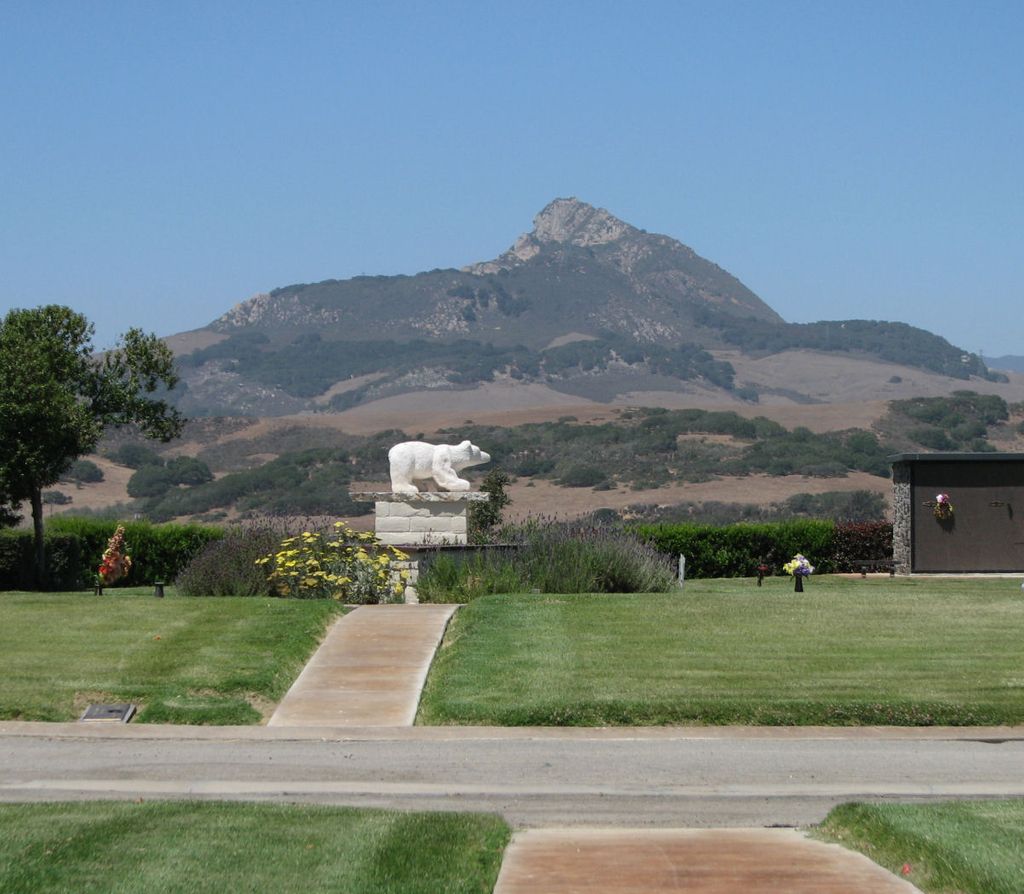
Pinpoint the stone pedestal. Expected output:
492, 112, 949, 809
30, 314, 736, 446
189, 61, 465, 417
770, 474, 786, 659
350, 491, 488, 546
351, 491, 490, 603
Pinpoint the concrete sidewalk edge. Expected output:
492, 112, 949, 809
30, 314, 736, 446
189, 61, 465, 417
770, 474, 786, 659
1, 720, 1021, 742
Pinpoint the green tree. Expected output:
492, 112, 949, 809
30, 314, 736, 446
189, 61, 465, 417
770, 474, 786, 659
0, 306, 184, 585
109, 443, 163, 469
166, 455, 213, 486
64, 459, 105, 484
468, 468, 511, 544
127, 465, 176, 499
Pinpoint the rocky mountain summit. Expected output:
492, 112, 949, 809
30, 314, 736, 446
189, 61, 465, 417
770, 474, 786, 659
470, 197, 658, 269
466, 197, 780, 326
212, 197, 778, 348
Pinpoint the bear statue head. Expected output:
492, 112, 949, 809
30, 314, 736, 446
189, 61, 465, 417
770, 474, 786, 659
450, 440, 490, 471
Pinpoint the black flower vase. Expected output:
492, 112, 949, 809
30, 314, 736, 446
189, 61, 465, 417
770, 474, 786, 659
794, 575, 803, 593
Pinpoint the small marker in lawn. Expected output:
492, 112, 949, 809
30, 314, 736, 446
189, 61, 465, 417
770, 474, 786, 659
80, 704, 136, 723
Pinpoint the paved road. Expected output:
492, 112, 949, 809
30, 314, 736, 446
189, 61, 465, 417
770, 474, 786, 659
1, 723, 1021, 827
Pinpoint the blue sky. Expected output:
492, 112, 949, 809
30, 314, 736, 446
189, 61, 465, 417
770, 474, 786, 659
2, 1, 1022, 356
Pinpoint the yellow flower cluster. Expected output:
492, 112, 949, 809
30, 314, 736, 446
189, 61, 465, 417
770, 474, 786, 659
256, 522, 408, 603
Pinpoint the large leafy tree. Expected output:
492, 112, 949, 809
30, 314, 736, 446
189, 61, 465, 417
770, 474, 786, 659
0, 305, 184, 585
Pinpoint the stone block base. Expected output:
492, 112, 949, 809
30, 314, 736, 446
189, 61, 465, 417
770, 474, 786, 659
350, 490, 487, 547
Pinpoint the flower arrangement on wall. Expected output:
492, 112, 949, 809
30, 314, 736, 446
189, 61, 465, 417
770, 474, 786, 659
933, 493, 954, 521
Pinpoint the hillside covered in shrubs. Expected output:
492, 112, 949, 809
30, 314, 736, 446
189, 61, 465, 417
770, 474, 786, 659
40, 392, 1023, 526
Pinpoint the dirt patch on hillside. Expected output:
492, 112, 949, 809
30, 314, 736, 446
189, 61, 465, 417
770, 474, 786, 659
502, 473, 892, 521
545, 332, 600, 349
330, 381, 604, 435
311, 373, 388, 406
720, 349, 1024, 404
163, 328, 227, 355
45, 457, 134, 514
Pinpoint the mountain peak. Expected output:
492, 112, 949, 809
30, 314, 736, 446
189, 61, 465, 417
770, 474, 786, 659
466, 197, 637, 273
530, 197, 633, 246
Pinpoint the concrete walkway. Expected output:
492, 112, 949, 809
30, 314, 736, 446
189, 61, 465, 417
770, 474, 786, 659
152, 602, 982, 890
267, 604, 457, 727
494, 828, 922, 893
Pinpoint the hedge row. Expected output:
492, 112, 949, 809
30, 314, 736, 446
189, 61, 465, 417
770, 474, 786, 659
0, 532, 85, 591
1, 518, 895, 589
634, 520, 893, 578
1, 519, 224, 591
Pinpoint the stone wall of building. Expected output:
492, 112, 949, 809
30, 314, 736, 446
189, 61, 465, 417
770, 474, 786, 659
891, 461, 912, 575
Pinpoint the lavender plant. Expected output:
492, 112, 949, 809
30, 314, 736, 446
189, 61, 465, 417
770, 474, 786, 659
418, 519, 676, 601
175, 523, 280, 597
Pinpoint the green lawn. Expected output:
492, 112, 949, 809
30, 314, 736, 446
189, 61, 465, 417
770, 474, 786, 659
817, 800, 1024, 894
0, 588, 342, 724
0, 801, 510, 894
417, 576, 1024, 726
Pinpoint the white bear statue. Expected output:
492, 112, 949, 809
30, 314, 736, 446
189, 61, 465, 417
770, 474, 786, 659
388, 440, 491, 494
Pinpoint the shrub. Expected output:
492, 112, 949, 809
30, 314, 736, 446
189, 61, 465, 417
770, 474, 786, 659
558, 464, 608, 488
108, 443, 163, 469
127, 465, 175, 498
165, 456, 214, 486
888, 392, 1008, 451
830, 521, 893, 570
257, 522, 407, 603
514, 522, 677, 593
908, 426, 955, 450
175, 525, 280, 597
467, 468, 511, 544
43, 533, 84, 590
126, 457, 212, 499
417, 522, 677, 601
48, 517, 223, 585
635, 520, 837, 578
64, 459, 104, 483
55, 501, 137, 521
0, 530, 83, 591
416, 551, 525, 603
635, 519, 895, 578
783, 490, 887, 523
140, 448, 369, 522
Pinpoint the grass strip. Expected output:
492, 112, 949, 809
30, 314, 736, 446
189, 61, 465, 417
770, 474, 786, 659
417, 577, 1024, 726
0, 800, 511, 894
0, 588, 342, 724
816, 800, 1024, 894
